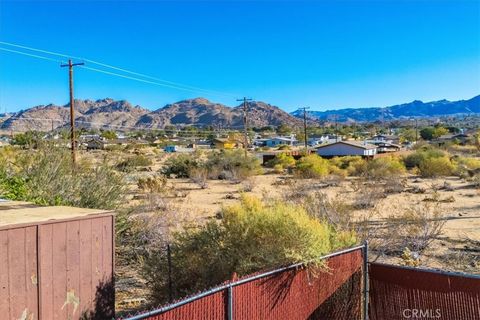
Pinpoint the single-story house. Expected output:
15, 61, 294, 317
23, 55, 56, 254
369, 134, 400, 144
86, 138, 128, 150
265, 136, 297, 148
308, 135, 340, 146
375, 142, 402, 153
316, 141, 377, 158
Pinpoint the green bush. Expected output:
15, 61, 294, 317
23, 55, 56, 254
161, 150, 262, 180
204, 150, 263, 180
266, 153, 296, 169
161, 154, 198, 178
418, 157, 455, 178
0, 147, 125, 209
403, 147, 446, 168
295, 155, 330, 178
142, 195, 356, 304
365, 156, 406, 179
452, 156, 480, 178
329, 156, 367, 176
116, 155, 153, 172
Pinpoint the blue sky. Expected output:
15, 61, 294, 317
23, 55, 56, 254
0, 0, 479, 113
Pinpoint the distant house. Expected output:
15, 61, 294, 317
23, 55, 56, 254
86, 138, 129, 150
308, 135, 340, 146
265, 136, 297, 148
212, 138, 241, 149
369, 134, 400, 144
316, 141, 377, 158
79, 134, 101, 141
164, 145, 178, 153
375, 142, 401, 153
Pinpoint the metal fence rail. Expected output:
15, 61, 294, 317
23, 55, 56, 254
123, 244, 366, 320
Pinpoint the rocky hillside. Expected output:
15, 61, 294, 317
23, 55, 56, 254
1, 97, 301, 131
291, 95, 480, 122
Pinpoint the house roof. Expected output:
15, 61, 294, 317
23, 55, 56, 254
315, 140, 377, 150
436, 133, 469, 140
267, 137, 297, 142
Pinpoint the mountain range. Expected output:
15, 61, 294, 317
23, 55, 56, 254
291, 95, 480, 122
1, 95, 478, 132
0, 98, 301, 132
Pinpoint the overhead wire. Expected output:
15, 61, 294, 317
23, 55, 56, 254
0, 47, 62, 63
0, 41, 237, 98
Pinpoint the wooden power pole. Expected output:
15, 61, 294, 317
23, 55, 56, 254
299, 107, 310, 150
237, 97, 252, 158
61, 59, 84, 165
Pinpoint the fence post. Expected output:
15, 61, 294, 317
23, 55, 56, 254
227, 285, 233, 320
167, 244, 173, 303
363, 241, 369, 320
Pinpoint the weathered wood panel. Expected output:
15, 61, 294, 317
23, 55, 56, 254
0, 226, 38, 320
38, 215, 114, 320
1, 213, 113, 320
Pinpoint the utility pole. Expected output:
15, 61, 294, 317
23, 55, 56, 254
236, 97, 252, 158
332, 114, 339, 142
415, 118, 418, 143
299, 107, 310, 150
61, 59, 84, 165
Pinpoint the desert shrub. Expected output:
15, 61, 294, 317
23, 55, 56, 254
273, 164, 284, 173
472, 174, 480, 188
328, 165, 348, 178
137, 175, 169, 193
329, 156, 360, 170
403, 147, 445, 168
0, 147, 125, 209
266, 153, 296, 169
116, 194, 192, 265
418, 157, 455, 178
346, 158, 368, 176
365, 156, 406, 179
277, 144, 291, 150
452, 156, 480, 178
295, 155, 330, 178
142, 195, 356, 304
116, 155, 153, 172
161, 154, 198, 178
205, 150, 263, 181
189, 167, 209, 189
386, 202, 445, 254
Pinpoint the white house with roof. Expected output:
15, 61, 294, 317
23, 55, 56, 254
315, 141, 377, 158
264, 136, 297, 147
308, 135, 341, 146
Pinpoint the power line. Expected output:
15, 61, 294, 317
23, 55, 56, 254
0, 47, 62, 63
0, 41, 236, 98
0, 46, 234, 97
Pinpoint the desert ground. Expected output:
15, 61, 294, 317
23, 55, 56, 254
77, 147, 479, 312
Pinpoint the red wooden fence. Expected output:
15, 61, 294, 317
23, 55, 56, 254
124, 247, 364, 320
369, 263, 480, 320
